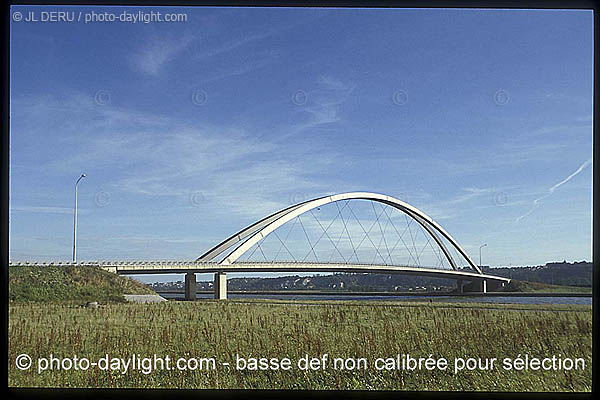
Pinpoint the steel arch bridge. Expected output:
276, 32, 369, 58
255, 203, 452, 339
185, 192, 509, 298
9, 192, 510, 299
198, 192, 483, 271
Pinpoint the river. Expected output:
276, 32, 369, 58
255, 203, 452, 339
158, 292, 591, 305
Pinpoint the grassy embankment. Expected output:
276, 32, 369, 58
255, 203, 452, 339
9, 265, 155, 303
499, 280, 591, 294
9, 299, 591, 391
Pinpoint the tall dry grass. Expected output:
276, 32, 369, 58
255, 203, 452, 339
8, 300, 591, 391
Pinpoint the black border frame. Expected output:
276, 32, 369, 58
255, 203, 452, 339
1, 1, 597, 399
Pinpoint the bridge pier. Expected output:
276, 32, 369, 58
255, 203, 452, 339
457, 279, 464, 294
462, 279, 487, 293
486, 279, 505, 291
214, 272, 227, 300
184, 272, 196, 301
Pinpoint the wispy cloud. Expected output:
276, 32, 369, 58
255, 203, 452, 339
195, 51, 278, 85
11, 206, 74, 215
14, 91, 340, 222
194, 30, 277, 60
408, 187, 501, 222
516, 158, 592, 223
446, 187, 495, 205
527, 121, 591, 138
130, 34, 194, 76
273, 75, 356, 143
192, 13, 326, 61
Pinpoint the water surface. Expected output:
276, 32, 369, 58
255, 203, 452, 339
159, 293, 591, 305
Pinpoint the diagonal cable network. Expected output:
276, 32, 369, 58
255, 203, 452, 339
371, 202, 393, 265
327, 201, 352, 263
305, 208, 348, 263
256, 238, 268, 262
244, 235, 269, 262
240, 199, 453, 269
297, 215, 318, 262
404, 213, 422, 266
340, 201, 360, 263
430, 234, 447, 269
346, 201, 388, 265
273, 217, 299, 260
330, 201, 359, 263
335, 201, 369, 263
416, 230, 434, 266
377, 207, 400, 264
272, 227, 298, 262
386, 210, 418, 266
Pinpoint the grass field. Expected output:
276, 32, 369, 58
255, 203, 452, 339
8, 299, 591, 391
9, 266, 155, 303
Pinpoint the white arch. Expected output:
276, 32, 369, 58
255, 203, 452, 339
198, 192, 482, 274
197, 198, 320, 262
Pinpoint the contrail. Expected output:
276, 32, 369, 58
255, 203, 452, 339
516, 158, 592, 223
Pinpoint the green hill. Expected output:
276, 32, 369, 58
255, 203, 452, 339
499, 279, 591, 293
9, 265, 155, 303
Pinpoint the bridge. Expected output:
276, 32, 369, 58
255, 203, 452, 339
10, 192, 510, 299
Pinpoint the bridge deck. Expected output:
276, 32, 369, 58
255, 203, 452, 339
9, 261, 510, 282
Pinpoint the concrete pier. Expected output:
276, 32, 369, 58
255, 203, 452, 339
184, 272, 196, 300
462, 279, 487, 293
214, 272, 227, 300
485, 279, 505, 292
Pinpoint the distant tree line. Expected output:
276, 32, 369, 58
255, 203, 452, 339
481, 261, 591, 287
151, 261, 592, 292
224, 273, 455, 292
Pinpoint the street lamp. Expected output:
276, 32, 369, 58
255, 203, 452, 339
479, 243, 487, 268
72, 173, 86, 263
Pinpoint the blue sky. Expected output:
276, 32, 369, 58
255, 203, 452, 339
9, 7, 593, 283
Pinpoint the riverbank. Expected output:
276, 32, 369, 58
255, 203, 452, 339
155, 289, 591, 297
9, 265, 155, 303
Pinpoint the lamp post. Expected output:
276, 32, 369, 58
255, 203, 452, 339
72, 173, 86, 263
479, 243, 487, 268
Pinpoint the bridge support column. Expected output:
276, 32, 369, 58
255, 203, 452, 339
463, 279, 487, 293
214, 272, 227, 300
485, 280, 505, 292
184, 272, 196, 301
